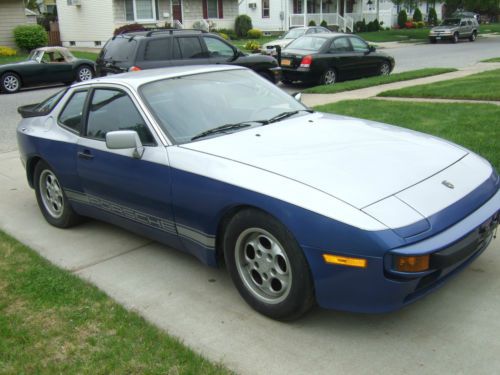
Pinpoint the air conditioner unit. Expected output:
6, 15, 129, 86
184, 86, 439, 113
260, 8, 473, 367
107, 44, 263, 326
67, 0, 82, 6
248, 2, 257, 9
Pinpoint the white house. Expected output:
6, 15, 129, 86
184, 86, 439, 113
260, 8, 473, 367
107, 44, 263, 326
0, 0, 38, 48
239, 0, 445, 32
57, 0, 239, 48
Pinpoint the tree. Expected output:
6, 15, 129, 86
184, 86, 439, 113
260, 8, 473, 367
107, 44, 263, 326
25, 0, 41, 13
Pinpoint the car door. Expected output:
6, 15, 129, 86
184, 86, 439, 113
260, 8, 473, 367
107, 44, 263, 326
321, 37, 357, 80
75, 85, 180, 247
44, 51, 74, 83
169, 36, 210, 67
459, 20, 469, 37
348, 36, 379, 78
202, 35, 237, 64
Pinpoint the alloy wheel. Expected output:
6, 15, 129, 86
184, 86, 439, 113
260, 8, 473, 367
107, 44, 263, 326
3, 75, 20, 92
39, 169, 64, 219
78, 67, 93, 81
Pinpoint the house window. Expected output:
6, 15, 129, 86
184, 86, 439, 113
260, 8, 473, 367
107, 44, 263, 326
207, 0, 218, 18
262, 0, 270, 18
125, 0, 158, 22
293, 0, 302, 14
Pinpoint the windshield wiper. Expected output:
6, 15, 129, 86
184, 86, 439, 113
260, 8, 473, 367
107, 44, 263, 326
262, 109, 314, 125
191, 121, 263, 141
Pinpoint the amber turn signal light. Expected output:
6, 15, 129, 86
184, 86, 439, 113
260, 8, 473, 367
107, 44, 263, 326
323, 254, 367, 268
395, 255, 430, 272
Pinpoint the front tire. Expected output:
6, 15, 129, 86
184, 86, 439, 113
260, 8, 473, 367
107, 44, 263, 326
34, 161, 81, 228
224, 209, 315, 320
453, 32, 459, 43
76, 65, 94, 82
429, 37, 437, 44
1, 72, 21, 93
379, 62, 391, 76
319, 68, 336, 85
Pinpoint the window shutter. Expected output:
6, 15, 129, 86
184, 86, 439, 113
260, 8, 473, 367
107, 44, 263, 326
218, 0, 223, 18
203, 0, 208, 19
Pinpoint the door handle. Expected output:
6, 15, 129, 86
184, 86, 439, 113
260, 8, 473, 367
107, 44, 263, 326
78, 150, 94, 160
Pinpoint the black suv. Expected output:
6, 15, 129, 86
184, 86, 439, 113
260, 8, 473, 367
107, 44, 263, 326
96, 29, 281, 83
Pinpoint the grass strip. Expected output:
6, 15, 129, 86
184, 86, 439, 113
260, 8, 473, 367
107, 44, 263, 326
378, 68, 500, 101
0, 229, 231, 374
481, 57, 500, 63
303, 68, 456, 94
314, 99, 499, 170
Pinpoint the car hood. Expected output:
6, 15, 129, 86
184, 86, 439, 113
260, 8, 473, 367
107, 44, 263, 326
263, 39, 294, 48
432, 25, 458, 31
181, 112, 468, 209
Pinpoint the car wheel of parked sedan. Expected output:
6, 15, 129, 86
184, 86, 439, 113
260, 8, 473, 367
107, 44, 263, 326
429, 37, 437, 44
76, 65, 94, 82
320, 69, 336, 85
1, 72, 21, 94
224, 209, 315, 320
34, 161, 81, 228
453, 33, 459, 43
379, 62, 391, 76
469, 31, 477, 42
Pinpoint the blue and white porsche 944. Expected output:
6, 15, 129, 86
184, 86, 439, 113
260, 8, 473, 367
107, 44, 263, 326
17, 66, 499, 320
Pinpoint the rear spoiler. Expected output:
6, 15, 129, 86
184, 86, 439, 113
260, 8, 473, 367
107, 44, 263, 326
18, 104, 45, 118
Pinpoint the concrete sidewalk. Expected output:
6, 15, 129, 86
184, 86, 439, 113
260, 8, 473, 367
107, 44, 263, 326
1, 149, 500, 374
302, 62, 500, 107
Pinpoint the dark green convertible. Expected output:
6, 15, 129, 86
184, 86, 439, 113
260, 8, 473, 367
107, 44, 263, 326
0, 46, 95, 94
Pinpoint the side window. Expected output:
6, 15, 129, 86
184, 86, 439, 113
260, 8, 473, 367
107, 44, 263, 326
172, 38, 181, 59
86, 89, 155, 145
467, 20, 472, 26
58, 90, 88, 133
329, 37, 351, 52
203, 36, 234, 58
144, 38, 171, 61
349, 37, 368, 52
176, 37, 206, 59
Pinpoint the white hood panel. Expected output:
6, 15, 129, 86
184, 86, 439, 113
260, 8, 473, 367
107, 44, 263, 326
182, 113, 468, 208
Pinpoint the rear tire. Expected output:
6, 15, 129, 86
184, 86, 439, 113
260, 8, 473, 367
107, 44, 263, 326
34, 161, 81, 228
319, 68, 336, 85
1, 72, 21, 93
76, 65, 94, 82
379, 62, 391, 76
223, 209, 315, 320
429, 37, 437, 44
469, 31, 477, 42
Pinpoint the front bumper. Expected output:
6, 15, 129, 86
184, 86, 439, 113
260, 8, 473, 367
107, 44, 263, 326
309, 188, 500, 313
429, 33, 454, 40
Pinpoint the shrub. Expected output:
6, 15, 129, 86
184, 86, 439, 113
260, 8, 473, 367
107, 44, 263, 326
355, 19, 367, 32
308, 20, 316, 26
216, 28, 237, 40
113, 23, 146, 36
244, 40, 260, 52
247, 28, 263, 39
405, 21, 415, 28
398, 9, 408, 28
416, 21, 425, 28
367, 19, 380, 32
320, 20, 328, 27
235, 15, 252, 38
0, 46, 17, 57
428, 7, 438, 25
13, 24, 48, 51
218, 32, 229, 40
413, 8, 423, 22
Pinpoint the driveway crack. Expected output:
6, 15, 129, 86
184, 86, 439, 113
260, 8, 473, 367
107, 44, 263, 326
71, 240, 154, 273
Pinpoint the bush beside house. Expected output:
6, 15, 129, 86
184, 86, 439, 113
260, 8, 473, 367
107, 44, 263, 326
13, 25, 48, 51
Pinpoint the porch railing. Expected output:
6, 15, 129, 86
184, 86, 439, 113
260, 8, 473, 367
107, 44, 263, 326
289, 13, 338, 28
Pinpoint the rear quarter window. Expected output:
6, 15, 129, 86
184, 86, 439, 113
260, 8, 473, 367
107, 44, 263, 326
143, 38, 171, 61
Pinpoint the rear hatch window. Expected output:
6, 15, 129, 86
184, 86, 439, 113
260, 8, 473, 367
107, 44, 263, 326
101, 37, 138, 63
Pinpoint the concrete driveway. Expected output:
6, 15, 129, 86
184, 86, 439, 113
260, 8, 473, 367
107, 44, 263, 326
1, 144, 500, 374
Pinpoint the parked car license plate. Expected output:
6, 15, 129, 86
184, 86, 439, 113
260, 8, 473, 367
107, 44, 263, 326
281, 59, 291, 67
436, 37, 441, 40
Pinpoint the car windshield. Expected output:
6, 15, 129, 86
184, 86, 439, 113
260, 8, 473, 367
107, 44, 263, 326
140, 69, 307, 144
285, 36, 327, 51
28, 50, 44, 62
283, 28, 306, 39
441, 19, 460, 26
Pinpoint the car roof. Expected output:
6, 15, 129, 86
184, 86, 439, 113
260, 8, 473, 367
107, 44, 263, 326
72, 65, 246, 90
35, 46, 72, 53
304, 32, 351, 39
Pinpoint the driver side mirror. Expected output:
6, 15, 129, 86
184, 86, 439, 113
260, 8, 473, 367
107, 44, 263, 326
105, 130, 144, 159
292, 92, 302, 102
368, 45, 376, 53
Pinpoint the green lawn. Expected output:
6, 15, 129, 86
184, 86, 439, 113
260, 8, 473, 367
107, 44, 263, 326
303, 68, 456, 94
480, 23, 500, 34
315, 100, 500, 170
0, 51, 98, 65
356, 28, 431, 43
482, 57, 500, 63
378, 68, 500, 101
0, 230, 231, 374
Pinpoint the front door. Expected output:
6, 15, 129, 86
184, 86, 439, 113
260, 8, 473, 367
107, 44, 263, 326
172, 0, 183, 23
76, 87, 180, 248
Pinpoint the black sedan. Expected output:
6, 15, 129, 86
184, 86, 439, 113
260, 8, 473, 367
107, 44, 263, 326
280, 34, 395, 85
0, 47, 95, 94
